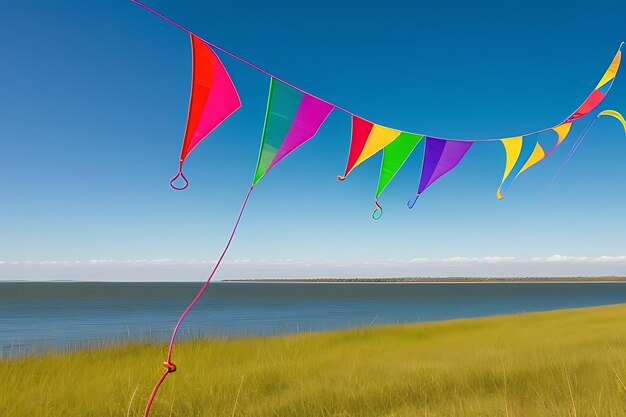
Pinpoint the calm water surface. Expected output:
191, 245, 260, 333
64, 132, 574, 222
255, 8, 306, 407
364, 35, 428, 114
1, 281, 625, 357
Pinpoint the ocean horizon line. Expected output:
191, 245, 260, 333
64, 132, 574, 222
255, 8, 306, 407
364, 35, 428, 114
2, 276, 626, 284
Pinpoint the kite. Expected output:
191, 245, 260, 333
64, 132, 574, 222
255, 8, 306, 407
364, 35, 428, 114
598, 110, 626, 132
129, 2, 624, 416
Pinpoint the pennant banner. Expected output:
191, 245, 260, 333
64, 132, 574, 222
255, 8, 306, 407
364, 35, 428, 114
165, 25, 621, 204
407, 138, 473, 207
370, 45, 621, 205
339, 116, 402, 180
496, 46, 622, 199
253, 78, 334, 185
152, 11, 622, 203
171, 34, 241, 189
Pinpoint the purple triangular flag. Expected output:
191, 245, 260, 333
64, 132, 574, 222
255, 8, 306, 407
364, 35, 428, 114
417, 137, 473, 195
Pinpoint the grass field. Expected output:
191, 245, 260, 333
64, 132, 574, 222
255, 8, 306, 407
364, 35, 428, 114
2, 304, 626, 417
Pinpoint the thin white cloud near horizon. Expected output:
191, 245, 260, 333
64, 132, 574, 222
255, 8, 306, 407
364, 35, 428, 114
1, 255, 626, 281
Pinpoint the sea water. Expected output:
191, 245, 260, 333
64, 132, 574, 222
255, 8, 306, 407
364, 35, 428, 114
1, 281, 625, 357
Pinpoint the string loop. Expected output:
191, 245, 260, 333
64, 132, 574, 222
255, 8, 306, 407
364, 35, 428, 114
372, 201, 383, 220
169, 170, 189, 190
407, 194, 419, 209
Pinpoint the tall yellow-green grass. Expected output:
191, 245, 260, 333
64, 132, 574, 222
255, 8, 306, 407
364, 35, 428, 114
2, 304, 626, 416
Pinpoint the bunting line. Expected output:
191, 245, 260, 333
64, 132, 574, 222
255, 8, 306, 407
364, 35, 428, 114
130, 0, 623, 144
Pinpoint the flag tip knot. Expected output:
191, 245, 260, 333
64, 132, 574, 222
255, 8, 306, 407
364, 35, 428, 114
372, 201, 383, 220
163, 361, 177, 373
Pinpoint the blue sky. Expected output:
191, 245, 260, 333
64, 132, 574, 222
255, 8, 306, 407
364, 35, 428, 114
1, 0, 626, 280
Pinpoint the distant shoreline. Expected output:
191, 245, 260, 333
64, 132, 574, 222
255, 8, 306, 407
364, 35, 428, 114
2, 277, 626, 284
223, 276, 626, 283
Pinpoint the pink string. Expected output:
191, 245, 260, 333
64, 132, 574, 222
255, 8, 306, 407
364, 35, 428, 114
143, 185, 254, 417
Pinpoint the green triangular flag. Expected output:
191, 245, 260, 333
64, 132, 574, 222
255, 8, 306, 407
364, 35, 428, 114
376, 132, 423, 199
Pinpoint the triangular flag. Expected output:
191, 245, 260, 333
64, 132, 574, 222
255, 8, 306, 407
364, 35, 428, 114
497, 136, 546, 199
496, 136, 523, 199
339, 116, 402, 180
253, 78, 334, 185
172, 34, 241, 189
518, 142, 546, 175
552, 123, 572, 148
376, 133, 423, 199
413, 137, 473, 199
